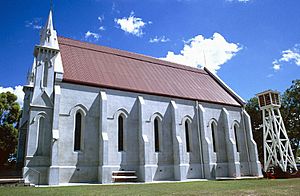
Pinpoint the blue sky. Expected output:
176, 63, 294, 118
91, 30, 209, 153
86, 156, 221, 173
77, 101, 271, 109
0, 0, 299, 105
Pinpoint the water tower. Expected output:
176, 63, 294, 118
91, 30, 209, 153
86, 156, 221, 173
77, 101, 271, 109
257, 90, 297, 173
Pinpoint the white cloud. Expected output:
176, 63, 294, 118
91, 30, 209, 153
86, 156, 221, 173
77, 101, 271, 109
160, 33, 241, 73
98, 15, 104, 23
99, 26, 105, 31
272, 45, 300, 71
115, 12, 148, 37
0, 85, 24, 107
272, 60, 281, 71
96, 15, 106, 31
281, 49, 300, 65
25, 18, 42, 30
149, 36, 170, 43
85, 31, 100, 41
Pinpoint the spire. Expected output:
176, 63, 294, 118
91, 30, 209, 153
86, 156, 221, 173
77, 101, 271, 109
39, 9, 59, 49
46, 10, 54, 32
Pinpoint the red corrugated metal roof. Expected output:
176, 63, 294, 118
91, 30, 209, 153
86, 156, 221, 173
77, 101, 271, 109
58, 37, 243, 107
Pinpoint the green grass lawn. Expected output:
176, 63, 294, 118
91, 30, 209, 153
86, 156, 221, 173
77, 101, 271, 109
1, 178, 300, 196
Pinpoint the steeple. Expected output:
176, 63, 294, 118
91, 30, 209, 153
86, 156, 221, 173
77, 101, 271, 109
30, 4, 63, 99
39, 9, 59, 49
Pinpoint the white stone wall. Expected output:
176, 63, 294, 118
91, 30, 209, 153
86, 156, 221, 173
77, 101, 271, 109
32, 82, 261, 184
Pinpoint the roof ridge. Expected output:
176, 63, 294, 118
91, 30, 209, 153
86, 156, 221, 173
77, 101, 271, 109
57, 36, 208, 75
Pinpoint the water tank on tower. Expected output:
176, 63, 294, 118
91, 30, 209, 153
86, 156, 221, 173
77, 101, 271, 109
257, 90, 297, 173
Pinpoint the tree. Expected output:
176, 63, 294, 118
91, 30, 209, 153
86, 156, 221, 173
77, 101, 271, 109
0, 91, 21, 165
281, 79, 300, 157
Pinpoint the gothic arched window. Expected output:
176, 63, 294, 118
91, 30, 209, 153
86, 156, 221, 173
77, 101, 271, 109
37, 117, 45, 155
154, 117, 160, 152
211, 122, 217, 152
118, 115, 124, 152
185, 120, 191, 152
74, 112, 82, 151
234, 124, 240, 152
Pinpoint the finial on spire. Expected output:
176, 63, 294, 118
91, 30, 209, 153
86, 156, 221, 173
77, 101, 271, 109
50, 0, 53, 12
202, 49, 207, 68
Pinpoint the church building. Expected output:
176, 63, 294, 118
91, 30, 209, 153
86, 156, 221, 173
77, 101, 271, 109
17, 10, 262, 185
